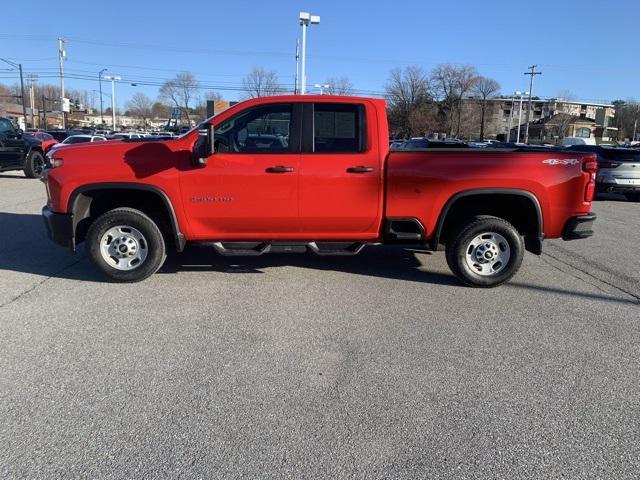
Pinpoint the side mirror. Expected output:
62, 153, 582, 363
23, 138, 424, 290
15, 128, 23, 138
193, 123, 214, 167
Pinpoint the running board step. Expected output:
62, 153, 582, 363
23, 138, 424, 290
308, 242, 365, 256
204, 241, 365, 257
211, 242, 271, 256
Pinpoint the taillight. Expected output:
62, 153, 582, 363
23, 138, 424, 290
582, 158, 598, 173
583, 156, 596, 202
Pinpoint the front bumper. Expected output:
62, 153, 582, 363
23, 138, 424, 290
42, 207, 75, 251
562, 213, 596, 240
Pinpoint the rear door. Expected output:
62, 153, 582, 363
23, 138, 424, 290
298, 102, 383, 239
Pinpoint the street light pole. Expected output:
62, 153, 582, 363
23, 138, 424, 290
507, 92, 519, 143
99, 69, 107, 125
299, 11, 320, 95
0, 58, 28, 129
58, 37, 66, 129
104, 75, 121, 130
314, 83, 330, 95
517, 91, 529, 143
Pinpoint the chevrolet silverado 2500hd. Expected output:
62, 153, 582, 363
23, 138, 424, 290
42, 95, 597, 286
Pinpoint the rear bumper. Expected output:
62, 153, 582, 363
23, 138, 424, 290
562, 213, 596, 240
42, 207, 75, 251
596, 180, 640, 194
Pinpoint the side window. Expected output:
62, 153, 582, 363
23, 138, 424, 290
313, 103, 364, 153
215, 104, 292, 153
0, 118, 15, 134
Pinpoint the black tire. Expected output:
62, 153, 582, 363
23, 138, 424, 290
86, 207, 166, 282
23, 150, 45, 178
445, 216, 524, 288
625, 192, 640, 202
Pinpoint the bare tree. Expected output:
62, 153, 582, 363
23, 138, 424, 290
324, 76, 354, 96
242, 67, 281, 98
159, 72, 200, 125
125, 92, 154, 128
431, 64, 478, 137
472, 76, 501, 140
385, 66, 433, 137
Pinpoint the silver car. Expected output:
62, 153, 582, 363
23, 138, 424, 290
567, 145, 640, 201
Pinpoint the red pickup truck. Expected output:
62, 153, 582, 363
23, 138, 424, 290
42, 95, 596, 287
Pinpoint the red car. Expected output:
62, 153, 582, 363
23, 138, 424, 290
41, 95, 597, 286
24, 131, 58, 154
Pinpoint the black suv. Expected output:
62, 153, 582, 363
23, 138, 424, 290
0, 117, 46, 178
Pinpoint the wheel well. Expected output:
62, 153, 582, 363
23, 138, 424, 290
72, 188, 180, 249
435, 192, 542, 253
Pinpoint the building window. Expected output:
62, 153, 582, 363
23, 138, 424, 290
575, 127, 591, 138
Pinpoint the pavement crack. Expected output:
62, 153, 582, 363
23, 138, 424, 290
542, 251, 640, 304
0, 257, 85, 309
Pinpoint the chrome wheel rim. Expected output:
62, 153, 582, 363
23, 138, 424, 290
99, 225, 148, 271
464, 232, 511, 276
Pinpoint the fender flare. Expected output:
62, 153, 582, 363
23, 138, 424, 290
429, 188, 544, 253
68, 182, 186, 251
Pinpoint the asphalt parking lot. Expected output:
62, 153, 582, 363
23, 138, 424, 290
1, 172, 639, 479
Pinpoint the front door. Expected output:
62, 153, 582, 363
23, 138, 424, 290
180, 103, 302, 239
298, 102, 382, 239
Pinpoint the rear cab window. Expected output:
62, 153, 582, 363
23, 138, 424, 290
312, 103, 366, 153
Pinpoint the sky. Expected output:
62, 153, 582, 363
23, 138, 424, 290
1, 0, 638, 110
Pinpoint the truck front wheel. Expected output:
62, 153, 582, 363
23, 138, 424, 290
23, 150, 45, 178
445, 216, 524, 288
86, 208, 166, 282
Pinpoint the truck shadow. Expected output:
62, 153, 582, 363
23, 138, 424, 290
159, 244, 461, 286
0, 211, 638, 306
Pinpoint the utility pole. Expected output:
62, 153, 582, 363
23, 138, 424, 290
523, 65, 541, 144
98, 68, 107, 125
42, 95, 47, 129
294, 38, 300, 95
58, 37, 66, 129
28, 74, 37, 128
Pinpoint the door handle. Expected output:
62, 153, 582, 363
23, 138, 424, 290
266, 166, 294, 173
346, 166, 374, 173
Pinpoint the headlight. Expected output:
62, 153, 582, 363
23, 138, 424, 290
49, 156, 64, 168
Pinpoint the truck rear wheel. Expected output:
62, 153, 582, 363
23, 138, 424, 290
445, 216, 524, 288
86, 208, 166, 282
23, 150, 45, 178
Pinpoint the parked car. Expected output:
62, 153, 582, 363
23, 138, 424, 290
562, 136, 597, 146
24, 131, 59, 154
45, 130, 71, 142
48, 135, 107, 154
108, 133, 145, 140
565, 145, 640, 201
402, 138, 468, 149
0, 117, 47, 177
42, 95, 597, 286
